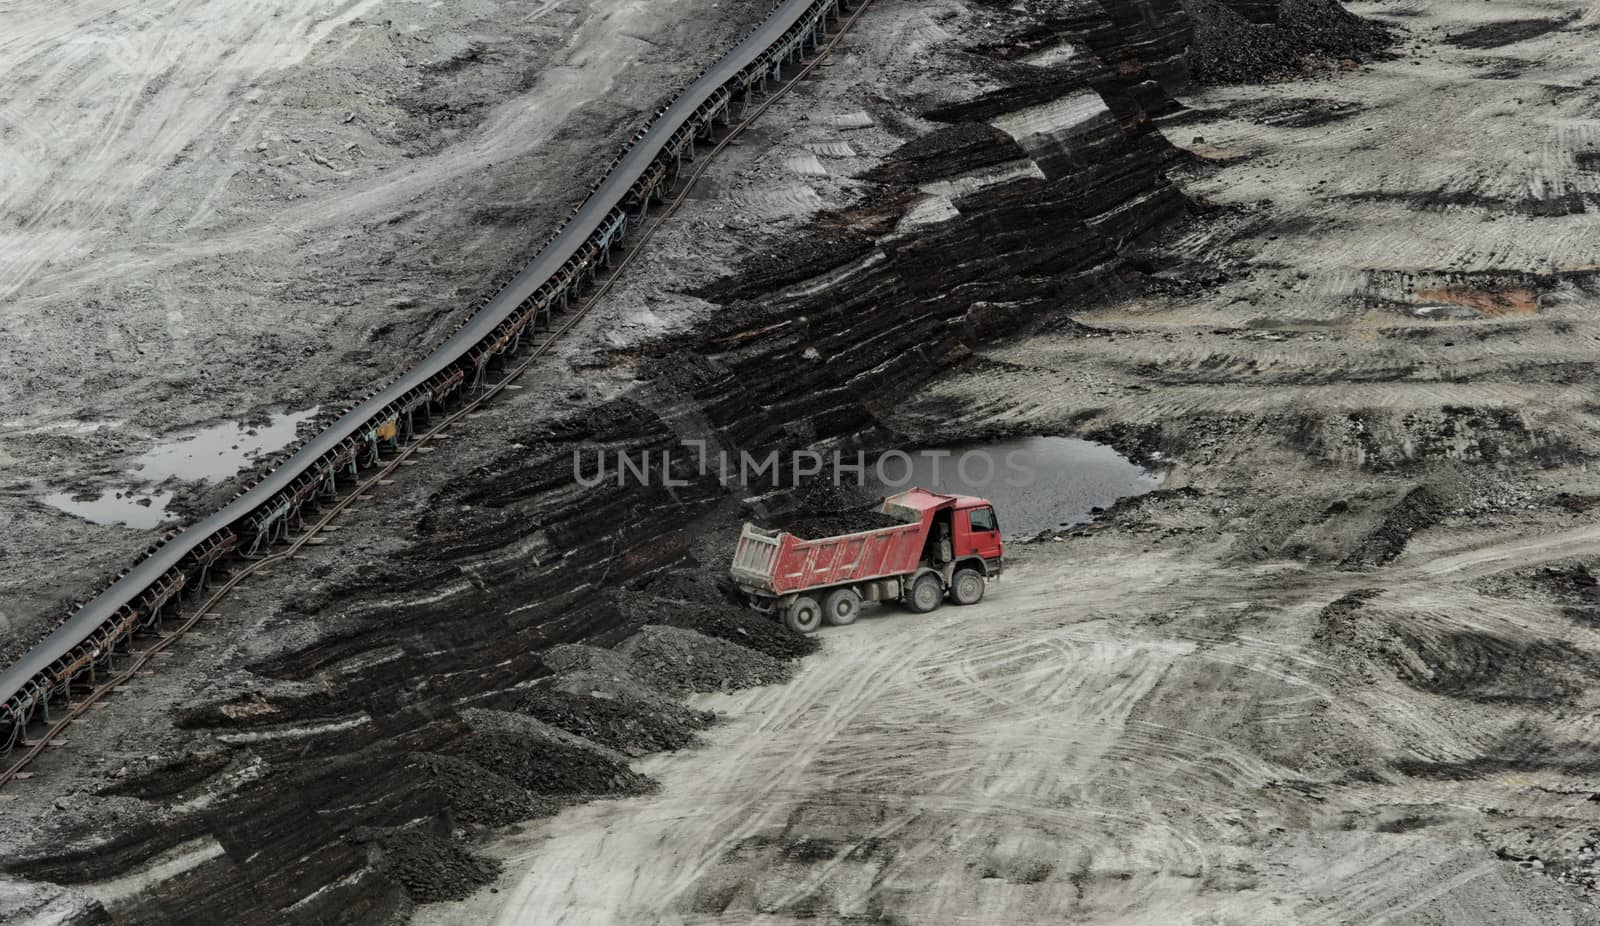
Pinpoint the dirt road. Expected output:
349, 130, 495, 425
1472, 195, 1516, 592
418, 533, 1596, 924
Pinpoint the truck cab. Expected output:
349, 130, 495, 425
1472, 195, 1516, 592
890, 488, 1004, 580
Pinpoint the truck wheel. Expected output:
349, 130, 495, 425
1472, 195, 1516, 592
784, 596, 823, 634
951, 568, 985, 605
823, 588, 861, 626
905, 573, 944, 614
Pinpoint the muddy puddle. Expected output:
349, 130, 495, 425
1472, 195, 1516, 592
41, 407, 319, 529
866, 436, 1162, 538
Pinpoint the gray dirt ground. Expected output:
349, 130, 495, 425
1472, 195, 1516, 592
8, 0, 1600, 921
0, 0, 772, 658
417, 0, 1600, 922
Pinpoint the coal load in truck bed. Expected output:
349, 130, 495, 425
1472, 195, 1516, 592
773, 509, 906, 537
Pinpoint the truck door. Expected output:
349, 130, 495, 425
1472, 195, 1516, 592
963, 506, 1003, 561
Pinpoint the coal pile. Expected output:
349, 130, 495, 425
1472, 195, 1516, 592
1184, 0, 1394, 84
413, 753, 556, 827
363, 827, 500, 904
643, 567, 744, 607
617, 590, 820, 660
615, 625, 792, 695
518, 686, 706, 757
545, 647, 722, 730
456, 729, 655, 798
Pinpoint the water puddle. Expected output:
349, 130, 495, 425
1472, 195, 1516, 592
129, 407, 320, 485
42, 488, 178, 531
41, 407, 319, 529
865, 436, 1163, 539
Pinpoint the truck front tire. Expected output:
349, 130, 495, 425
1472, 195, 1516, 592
905, 573, 944, 614
784, 596, 823, 634
951, 568, 985, 605
823, 588, 861, 626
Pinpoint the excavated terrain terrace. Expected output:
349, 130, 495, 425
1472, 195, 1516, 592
6, 0, 1600, 922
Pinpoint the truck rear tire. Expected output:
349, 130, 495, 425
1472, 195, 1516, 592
951, 568, 985, 606
823, 588, 861, 626
784, 596, 823, 634
905, 573, 944, 614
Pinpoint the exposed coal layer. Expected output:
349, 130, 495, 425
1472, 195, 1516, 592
0, 0, 1204, 918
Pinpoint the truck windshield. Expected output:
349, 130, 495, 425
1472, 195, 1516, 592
969, 507, 996, 532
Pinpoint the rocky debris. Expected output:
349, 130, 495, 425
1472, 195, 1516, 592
413, 753, 556, 827
0, 877, 105, 926
358, 826, 500, 904
1340, 486, 1445, 570
617, 590, 820, 660
1312, 588, 1382, 642
517, 686, 706, 757
616, 625, 792, 696
544, 641, 646, 681
1553, 492, 1600, 513
1475, 561, 1600, 606
1184, 0, 1394, 84
1535, 836, 1600, 893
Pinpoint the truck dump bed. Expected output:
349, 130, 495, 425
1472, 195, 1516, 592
730, 520, 925, 597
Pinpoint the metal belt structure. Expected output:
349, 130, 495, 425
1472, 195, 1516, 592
0, 0, 872, 780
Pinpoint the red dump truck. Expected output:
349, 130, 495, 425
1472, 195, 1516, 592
730, 487, 1005, 634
